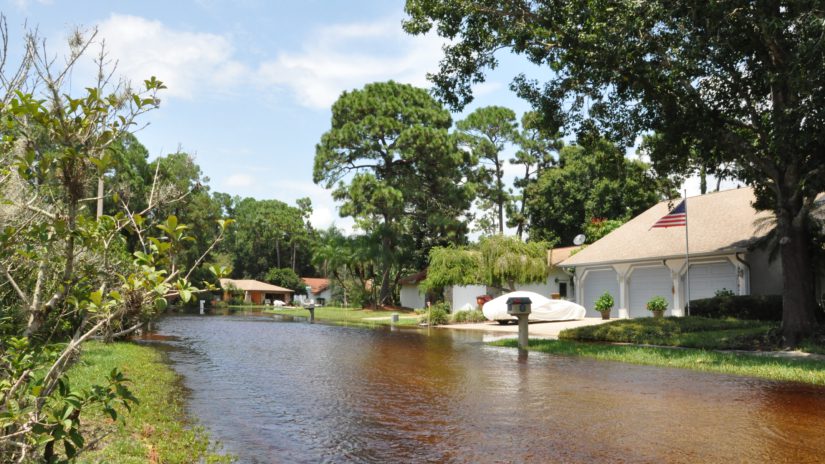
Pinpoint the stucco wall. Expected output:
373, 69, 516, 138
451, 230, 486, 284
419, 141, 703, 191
450, 285, 487, 312
400, 284, 426, 309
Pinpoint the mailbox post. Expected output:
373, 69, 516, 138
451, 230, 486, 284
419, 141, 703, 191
307, 303, 315, 323
506, 296, 532, 350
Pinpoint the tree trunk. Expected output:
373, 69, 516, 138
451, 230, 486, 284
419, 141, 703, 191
276, 239, 281, 268
779, 218, 819, 346
292, 243, 297, 272
378, 237, 392, 305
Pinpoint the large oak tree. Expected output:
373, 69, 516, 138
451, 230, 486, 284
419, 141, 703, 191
314, 81, 473, 304
405, 0, 825, 344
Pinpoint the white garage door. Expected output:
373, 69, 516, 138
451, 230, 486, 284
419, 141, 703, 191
628, 266, 673, 318
583, 269, 619, 318
688, 262, 738, 301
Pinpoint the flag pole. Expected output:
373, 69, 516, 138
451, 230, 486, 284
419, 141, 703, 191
684, 190, 691, 316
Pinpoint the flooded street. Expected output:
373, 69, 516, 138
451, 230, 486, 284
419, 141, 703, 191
150, 314, 825, 463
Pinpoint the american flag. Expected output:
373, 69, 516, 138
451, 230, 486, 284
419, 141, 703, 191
652, 200, 687, 228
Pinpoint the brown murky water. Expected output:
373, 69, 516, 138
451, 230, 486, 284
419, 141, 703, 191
151, 314, 825, 463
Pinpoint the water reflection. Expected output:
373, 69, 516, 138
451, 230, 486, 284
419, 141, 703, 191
150, 314, 825, 463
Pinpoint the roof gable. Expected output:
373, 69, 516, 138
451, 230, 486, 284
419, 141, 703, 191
301, 277, 330, 294
219, 278, 294, 293
561, 187, 773, 267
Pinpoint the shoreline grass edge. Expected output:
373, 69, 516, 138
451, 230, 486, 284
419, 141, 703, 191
489, 338, 825, 386
69, 341, 232, 463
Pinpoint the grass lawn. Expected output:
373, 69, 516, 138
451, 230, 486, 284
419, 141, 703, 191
490, 338, 825, 385
261, 306, 421, 327
69, 341, 231, 463
558, 316, 779, 350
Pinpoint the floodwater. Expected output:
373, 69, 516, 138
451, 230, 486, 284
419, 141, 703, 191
149, 313, 825, 463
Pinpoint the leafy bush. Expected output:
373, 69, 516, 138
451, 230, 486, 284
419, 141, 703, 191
594, 292, 614, 312
419, 302, 451, 325
646, 295, 668, 312
451, 309, 487, 323
715, 288, 736, 298
689, 294, 783, 321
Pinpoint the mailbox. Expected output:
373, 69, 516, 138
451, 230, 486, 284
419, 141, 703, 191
506, 296, 532, 316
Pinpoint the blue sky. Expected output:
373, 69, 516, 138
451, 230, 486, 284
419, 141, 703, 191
4, 0, 727, 234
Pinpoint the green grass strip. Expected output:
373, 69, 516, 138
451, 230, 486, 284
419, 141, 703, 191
69, 341, 232, 463
490, 338, 825, 386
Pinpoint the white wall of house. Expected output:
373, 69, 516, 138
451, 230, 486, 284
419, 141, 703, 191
514, 270, 573, 300
573, 254, 752, 318
449, 285, 487, 312
400, 284, 426, 309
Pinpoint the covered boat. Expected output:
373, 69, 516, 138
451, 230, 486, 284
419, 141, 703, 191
481, 291, 586, 323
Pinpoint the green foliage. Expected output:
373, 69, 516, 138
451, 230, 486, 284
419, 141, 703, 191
715, 288, 736, 298
451, 309, 486, 323
583, 218, 624, 243
525, 139, 666, 244
646, 296, 669, 313
418, 302, 451, 326
594, 292, 614, 312
690, 294, 784, 321
457, 106, 518, 235
263, 267, 307, 295
314, 81, 473, 303
228, 197, 314, 279
423, 235, 549, 292
404, 0, 825, 341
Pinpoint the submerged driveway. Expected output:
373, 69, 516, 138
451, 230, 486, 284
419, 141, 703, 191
446, 317, 610, 339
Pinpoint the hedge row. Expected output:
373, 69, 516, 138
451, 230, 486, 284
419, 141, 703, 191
688, 294, 783, 321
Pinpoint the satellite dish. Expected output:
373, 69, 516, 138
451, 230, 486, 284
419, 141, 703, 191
573, 234, 586, 246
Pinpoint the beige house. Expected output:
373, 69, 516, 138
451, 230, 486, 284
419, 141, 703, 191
560, 188, 788, 318
219, 278, 293, 305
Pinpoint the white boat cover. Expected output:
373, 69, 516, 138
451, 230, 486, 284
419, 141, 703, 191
482, 291, 586, 322
271, 300, 286, 307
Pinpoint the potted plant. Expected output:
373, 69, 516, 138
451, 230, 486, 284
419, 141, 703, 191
647, 296, 668, 318
594, 292, 614, 320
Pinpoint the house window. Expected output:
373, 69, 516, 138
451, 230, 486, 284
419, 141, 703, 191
559, 282, 568, 298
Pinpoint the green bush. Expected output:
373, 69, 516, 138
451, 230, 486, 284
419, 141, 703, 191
451, 309, 487, 323
594, 292, 614, 312
689, 294, 783, 321
646, 295, 668, 312
419, 302, 451, 325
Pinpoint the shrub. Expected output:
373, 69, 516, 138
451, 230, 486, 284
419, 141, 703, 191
451, 309, 487, 323
646, 296, 668, 312
689, 294, 783, 321
419, 302, 451, 325
715, 288, 736, 298
594, 292, 614, 312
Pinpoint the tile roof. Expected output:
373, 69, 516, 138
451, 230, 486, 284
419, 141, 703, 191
399, 270, 427, 285
301, 277, 330, 294
547, 246, 582, 267
561, 187, 774, 267
219, 278, 294, 293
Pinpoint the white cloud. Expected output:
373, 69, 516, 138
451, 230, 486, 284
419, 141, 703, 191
255, 17, 445, 109
224, 173, 256, 188
95, 14, 247, 99
12, 0, 51, 9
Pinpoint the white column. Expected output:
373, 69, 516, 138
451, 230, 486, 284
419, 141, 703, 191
666, 259, 686, 317
612, 263, 632, 318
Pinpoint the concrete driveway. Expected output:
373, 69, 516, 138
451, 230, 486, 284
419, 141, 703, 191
446, 317, 610, 340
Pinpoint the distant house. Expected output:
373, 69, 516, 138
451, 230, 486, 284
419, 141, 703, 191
296, 277, 332, 305
398, 247, 577, 311
559, 187, 800, 318
219, 278, 294, 305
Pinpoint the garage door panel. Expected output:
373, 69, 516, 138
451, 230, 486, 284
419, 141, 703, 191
628, 266, 673, 318
583, 269, 619, 318
688, 262, 737, 301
